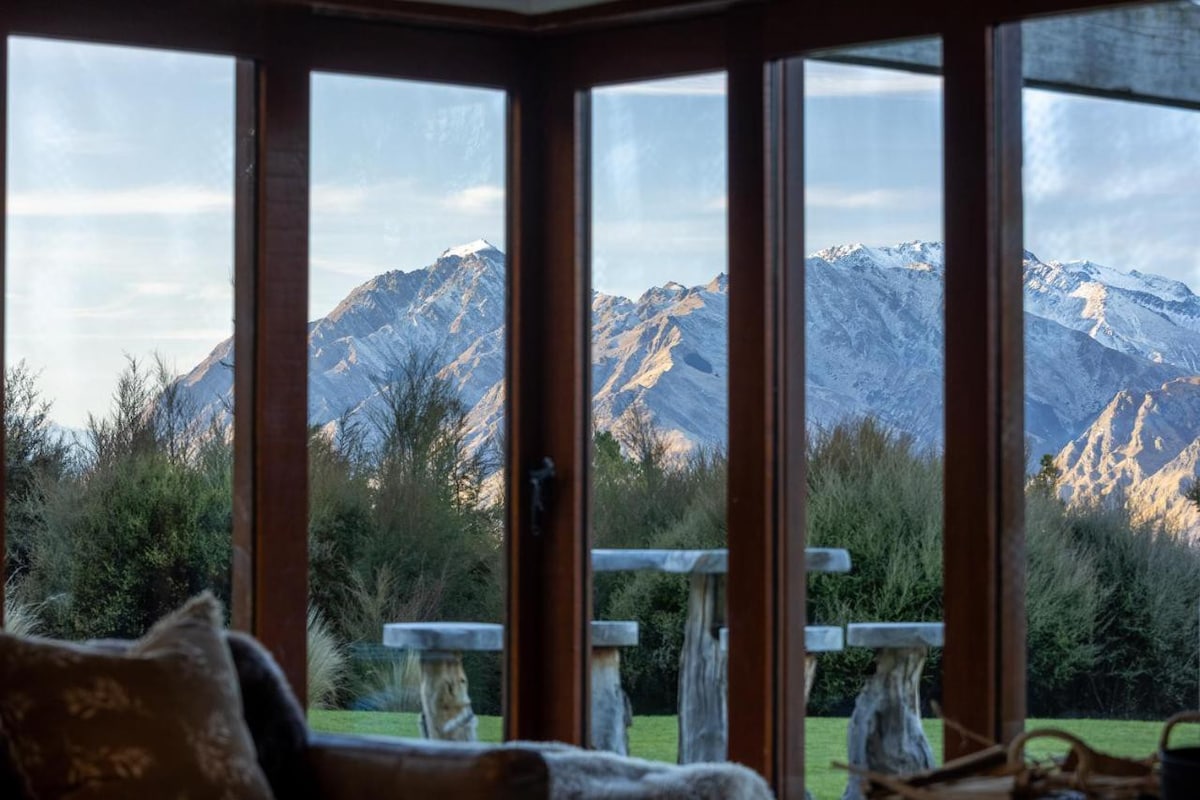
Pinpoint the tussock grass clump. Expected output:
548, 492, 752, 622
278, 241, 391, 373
307, 606, 348, 710
2, 577, 42, 637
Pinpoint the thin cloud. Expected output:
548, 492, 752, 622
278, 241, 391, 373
8, 185, 230, 217
807, 186, 939, 210
442, 184, 505, 214
311, 184, 370, 214
804, 61, 941, 97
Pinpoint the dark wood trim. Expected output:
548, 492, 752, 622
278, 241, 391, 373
251, 22, 311, 699
941, 20, 1026, 758
770, 55, 808, 800
993, 22, 1026, 749
277, 0, 738, 34
301, 0, 531, 32
1, 0, 1158, 67
725, 2, 776, 783
554, 12, 726, 88
760, 0, 1155, 61
282, 0, 1155, 38
232, 59, 261, 633
532, 0, 738, 33
304, 14, 524, 88
504, 47, 591, 745
5, 0, 264, 58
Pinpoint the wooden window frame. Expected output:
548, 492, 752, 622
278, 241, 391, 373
0, 0, 1145, 795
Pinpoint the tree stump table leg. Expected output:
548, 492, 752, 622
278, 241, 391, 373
417, 650, 478, 742
805, 654, 819, 705
842, 646, 935, 800
591, 647, 633, 755
678, 573, 726, 764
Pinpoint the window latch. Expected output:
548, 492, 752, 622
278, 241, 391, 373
529, 457, 556, 537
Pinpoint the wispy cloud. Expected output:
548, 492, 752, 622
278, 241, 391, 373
807, 186, 938, 210
442, 184, 504, 214
8, 185, 230, 217
311, 184, 370, 214
804, 61, 941, 98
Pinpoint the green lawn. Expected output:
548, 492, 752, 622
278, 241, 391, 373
308, 711, 1177, 800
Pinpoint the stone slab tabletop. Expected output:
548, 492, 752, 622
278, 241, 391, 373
719, 625, 844, 653
591, 547, 851, 575
591, 620, 639, 648
384, 622, 503, 652
804, 625, 845, 653
384, 620, 639, 651
846, 622, 944, 649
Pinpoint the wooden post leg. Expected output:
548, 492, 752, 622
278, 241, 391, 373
678, 573, 726, 763
842, 647, 934, 800
590, 647, 632, 754
417, 651, 478, 742
805, 654, 819, 705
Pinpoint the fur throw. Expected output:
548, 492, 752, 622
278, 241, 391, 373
508, 743, 775, 800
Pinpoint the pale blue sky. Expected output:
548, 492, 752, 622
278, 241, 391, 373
5, 37, 1199, 426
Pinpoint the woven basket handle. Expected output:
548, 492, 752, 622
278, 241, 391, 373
1007, 728, 1095, 786
1160, 711, 1200, 752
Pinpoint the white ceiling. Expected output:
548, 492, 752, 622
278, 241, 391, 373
409, 0, 615, 13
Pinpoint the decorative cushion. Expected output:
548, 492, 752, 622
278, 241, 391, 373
0, 592, 276, 800
225, 631, 319, 800
0, 716, 33, 800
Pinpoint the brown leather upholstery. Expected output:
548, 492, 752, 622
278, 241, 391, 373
308, 733, 550, 799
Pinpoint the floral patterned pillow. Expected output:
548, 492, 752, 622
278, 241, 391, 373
0, 592, 276, 800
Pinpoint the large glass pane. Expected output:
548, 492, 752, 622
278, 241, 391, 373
589, 72, 728, 762
1021, 1, 1200, 754
4, 39, 235, 639
803, 46, 944, 799
306, 74, 507, 738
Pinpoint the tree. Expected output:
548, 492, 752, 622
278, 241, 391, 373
22, 357, 232, 639
1182, 476, 1200, 512
1029, 453, 1062, 498
4, 362, 72, 579
308, 350, 501, 645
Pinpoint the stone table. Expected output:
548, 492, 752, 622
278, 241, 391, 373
593, 547, 852, 764
842, 622, 945, 800
720, 625, 844, 705
383, 619, 639, 752
383, 622, 501, 742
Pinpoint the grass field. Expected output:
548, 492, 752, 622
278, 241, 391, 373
308, 711, 1180, 799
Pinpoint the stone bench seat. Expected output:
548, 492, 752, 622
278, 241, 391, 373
846, 622, 944, 650
842, 622, 945, 800
383, 620, 639, 753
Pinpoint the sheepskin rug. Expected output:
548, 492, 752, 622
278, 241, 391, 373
508, 743, 775, 800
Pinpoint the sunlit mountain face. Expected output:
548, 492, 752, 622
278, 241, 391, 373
179, 240, 1200, 540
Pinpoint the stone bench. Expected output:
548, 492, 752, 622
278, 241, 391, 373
589, 620, 639, 755
842, 622, 945, 800
382, 620, 639, 753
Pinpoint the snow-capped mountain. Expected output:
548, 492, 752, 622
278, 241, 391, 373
177, 239, 1200, 538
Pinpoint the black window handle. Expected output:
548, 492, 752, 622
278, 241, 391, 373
529, 457, 556, 537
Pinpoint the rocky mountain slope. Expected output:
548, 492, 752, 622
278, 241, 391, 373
177, 239, 1200, 538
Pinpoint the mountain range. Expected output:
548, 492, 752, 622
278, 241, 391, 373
178, 238, 1200, 540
